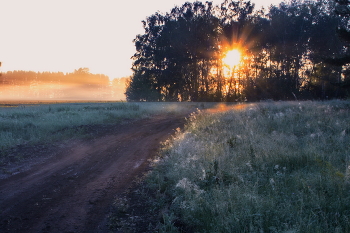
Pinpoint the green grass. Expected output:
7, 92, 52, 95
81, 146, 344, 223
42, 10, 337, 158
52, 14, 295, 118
145, 101, 350, 232
0, 101, 199, 164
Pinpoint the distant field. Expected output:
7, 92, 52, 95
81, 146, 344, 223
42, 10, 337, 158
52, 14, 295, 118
136, 101, 350, 233
0, 100, 122, 107
0, 101, 201, 165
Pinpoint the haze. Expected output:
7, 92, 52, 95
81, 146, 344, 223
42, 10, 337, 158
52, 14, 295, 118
0, 0, 282, 79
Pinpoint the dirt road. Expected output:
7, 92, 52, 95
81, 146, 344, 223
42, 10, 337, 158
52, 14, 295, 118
0, 113, 189, 233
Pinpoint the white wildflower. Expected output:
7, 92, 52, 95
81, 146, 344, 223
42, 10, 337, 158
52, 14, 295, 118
341, 130, 346, 137
275, 112, 284, 118
201, 168, 206, 180
246, 161, 253, 170
269, 178, 275, 190
176, 178, 191, 189
310, 132, 322, 138
176, 178, 204, 196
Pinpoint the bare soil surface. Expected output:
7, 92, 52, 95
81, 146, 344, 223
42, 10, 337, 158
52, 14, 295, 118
0, 112, 190, 233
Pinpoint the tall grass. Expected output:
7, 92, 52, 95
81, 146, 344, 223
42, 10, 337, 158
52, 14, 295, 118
147, 101, 350, 232
0, 101, 198, 163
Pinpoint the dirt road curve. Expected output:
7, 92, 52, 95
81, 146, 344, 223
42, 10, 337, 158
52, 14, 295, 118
0, 113, 189, 233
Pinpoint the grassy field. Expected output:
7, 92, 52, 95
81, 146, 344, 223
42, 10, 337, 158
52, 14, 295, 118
2, 100, 350, 232
0, 101, 199, 164
141, 101, 350, 233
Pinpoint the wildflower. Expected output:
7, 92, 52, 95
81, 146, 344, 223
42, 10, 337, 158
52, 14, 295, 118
201, 168, 206, 180
269, 178, 275, 190
275, 112, 284, 118
246, 161, 253, 170
310, 132, 322, 138
176, 178, 204, 196
176, 178, 191, 189
341, 130, 346, 137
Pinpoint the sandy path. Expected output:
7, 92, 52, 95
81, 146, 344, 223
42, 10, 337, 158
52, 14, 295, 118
0, 113, 189, 233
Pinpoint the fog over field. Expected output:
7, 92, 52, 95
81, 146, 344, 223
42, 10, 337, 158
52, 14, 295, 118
0, 70, 128, 100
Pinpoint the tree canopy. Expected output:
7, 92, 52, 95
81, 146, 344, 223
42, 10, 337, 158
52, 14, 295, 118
127, 0, 350, 101
324, 0, 350, 88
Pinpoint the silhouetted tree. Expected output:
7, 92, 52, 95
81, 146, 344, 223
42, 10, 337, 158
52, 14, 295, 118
127, 0, 348, 101
324, 0, 350, 91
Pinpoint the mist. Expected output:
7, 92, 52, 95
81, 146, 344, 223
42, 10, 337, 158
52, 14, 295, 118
0, 70, 128, 101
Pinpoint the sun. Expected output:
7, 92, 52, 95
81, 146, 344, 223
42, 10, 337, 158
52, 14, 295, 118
223, 49, 241, 67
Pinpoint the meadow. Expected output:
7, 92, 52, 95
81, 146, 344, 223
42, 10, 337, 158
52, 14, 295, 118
2, 100, 350, 232
141, 101, 350, 233
0, 101, 197, 165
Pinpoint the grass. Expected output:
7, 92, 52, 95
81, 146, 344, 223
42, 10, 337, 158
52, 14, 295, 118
3, 100, 350, 232
142, 101, 350, 233
0, 101, 199, 164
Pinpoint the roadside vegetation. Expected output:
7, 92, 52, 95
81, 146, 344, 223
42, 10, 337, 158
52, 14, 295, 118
0, 101, 197, 164
137, 101, 350, 232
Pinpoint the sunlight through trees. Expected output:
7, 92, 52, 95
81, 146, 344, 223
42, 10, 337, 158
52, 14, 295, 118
223, 49, 241, 67
126, 0, 350, 102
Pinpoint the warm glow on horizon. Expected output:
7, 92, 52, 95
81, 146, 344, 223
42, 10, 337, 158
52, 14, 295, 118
0, 0, 282, 100
0, 0, 282, 80
223, 49, 241, 67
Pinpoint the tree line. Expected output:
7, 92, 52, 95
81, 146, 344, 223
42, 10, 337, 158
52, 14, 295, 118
0, 68, 128, 100
126, 0, 350, 101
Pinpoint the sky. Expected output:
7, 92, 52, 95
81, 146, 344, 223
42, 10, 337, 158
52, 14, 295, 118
0, 0, 283, 80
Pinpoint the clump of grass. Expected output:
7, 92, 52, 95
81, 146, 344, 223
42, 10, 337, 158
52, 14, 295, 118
146, 101, 350, 232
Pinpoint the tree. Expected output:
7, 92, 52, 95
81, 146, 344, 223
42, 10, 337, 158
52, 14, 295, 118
74, 67, 90, 75
125, 71, 160, 101
128, 1, 222, 101
325, 0, 350, 89
127, 0, 348, 101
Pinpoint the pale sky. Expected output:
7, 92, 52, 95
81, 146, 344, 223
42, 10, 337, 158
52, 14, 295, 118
0, 0, 282, 79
